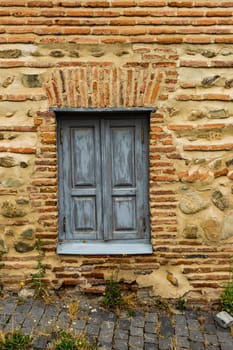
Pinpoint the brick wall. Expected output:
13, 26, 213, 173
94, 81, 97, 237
0, 0, 233, 306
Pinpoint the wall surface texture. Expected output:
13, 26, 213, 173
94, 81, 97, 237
0, 0, 233, 305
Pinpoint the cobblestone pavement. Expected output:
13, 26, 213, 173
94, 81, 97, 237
0, 293, 232, 350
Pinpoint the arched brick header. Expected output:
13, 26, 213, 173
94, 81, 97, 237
44, 63, 162, 109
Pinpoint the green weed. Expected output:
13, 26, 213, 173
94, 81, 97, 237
127, 309, 135, 317
176, 297, 186, 311
30, 238, 48, 299
0, 252, 5, 270
0, 331, 31, 350
0, 252, 5, 295
220, 268, 233, 315
102, 273, 122, 310
53, 330, 98, 350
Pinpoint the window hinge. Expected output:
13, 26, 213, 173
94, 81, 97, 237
143, 217, 147, 232
63, 216, 66, 233
60, 128, 63, 144
141, 127, 144, 144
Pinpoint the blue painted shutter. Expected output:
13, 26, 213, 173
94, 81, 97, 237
103, 119, 145, 240
61, 119, 102, 240
59, 115, 149, 246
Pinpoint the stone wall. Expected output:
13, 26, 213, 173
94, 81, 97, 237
0, 0, 233, 305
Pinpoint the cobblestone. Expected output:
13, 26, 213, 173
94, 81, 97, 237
144, 322, 156, 333
0, 294, 232, 349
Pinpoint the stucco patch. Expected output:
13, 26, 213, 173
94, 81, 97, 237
223, 211, 233, 240
136, 266, 192, 299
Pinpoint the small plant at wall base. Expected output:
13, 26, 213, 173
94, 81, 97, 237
0, 331, 31, 350
30, 238, 48, 299
0, 252, 5, 295
0, 252, 5, 269
52, 330, 99, 350
102, 273, 123, 310
176, 297, 187, 311
220, 267, 233, 315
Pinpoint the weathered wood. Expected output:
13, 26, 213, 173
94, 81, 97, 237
57, 112, 151, 254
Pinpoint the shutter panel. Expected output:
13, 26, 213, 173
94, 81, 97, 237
103, 119, 145, 240
62, 119, 102, 240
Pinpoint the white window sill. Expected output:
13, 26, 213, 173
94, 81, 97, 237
57, 241, 152, 255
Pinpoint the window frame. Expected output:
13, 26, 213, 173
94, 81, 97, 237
55, 108, 154, 255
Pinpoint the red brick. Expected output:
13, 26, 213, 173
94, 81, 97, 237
206, 27, 231, 34
9, 147, 36, 154
35, 160, 57, 166
6, 94, 47, 101
221, 1, 233, 6
110, 18, 137, 26
119, 27, 148, 35
0, 189, 17, 195
193, 19, 217, 25
177, 9, 205, 16
11, 9, 40, 17
6, 27, 35, 34
0, 10, 11, 16
41, 9, 65, 16
27, 1, 53, 7
0, 61, 25, 68
214, 168, 228, 178
65, 9, 94, 16
39, 126, 56, 132
207, 10, 233, 17
1, 1, 25, 5
102, 36, 126, 44
85, 1, 110, 7
129, 36, 155, 43
176, 93, 230, 101
195, 1, 232, 7
111, 0, 136, 6
180, 60, 209, 67
123, 9, 151, 16
59, 1, 82, 6
217, 18, 233, 25
62, 27, 91, 35
7, 36, 36, 43
211, 60, 233, 67
140, 1, 166, 6
184, 144, 233, 151
0, 38, 7, 43
162, 139, 173, 146
95, 10, 121, 17
0, 126, 37, 132
150, 146, 175, 153
156, 36, 183, 44
152, 62, 177, 67
169, 1, 193, 7
199, 123, 225, 130
184, 36, 212, 43
27, 61, 53, 68
215, 36, 233, 43
92, 27, 119, 35
69, 37, 100, 44
169, 124, 193, 131
204, 93, 231, 100
40, 132, 56, 140
180, 82, 196, 88
37, 111, 55, 118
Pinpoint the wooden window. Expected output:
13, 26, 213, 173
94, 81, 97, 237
57, 111, 151, 254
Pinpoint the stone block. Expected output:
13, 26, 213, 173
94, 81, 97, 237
215, 311, 233, 329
